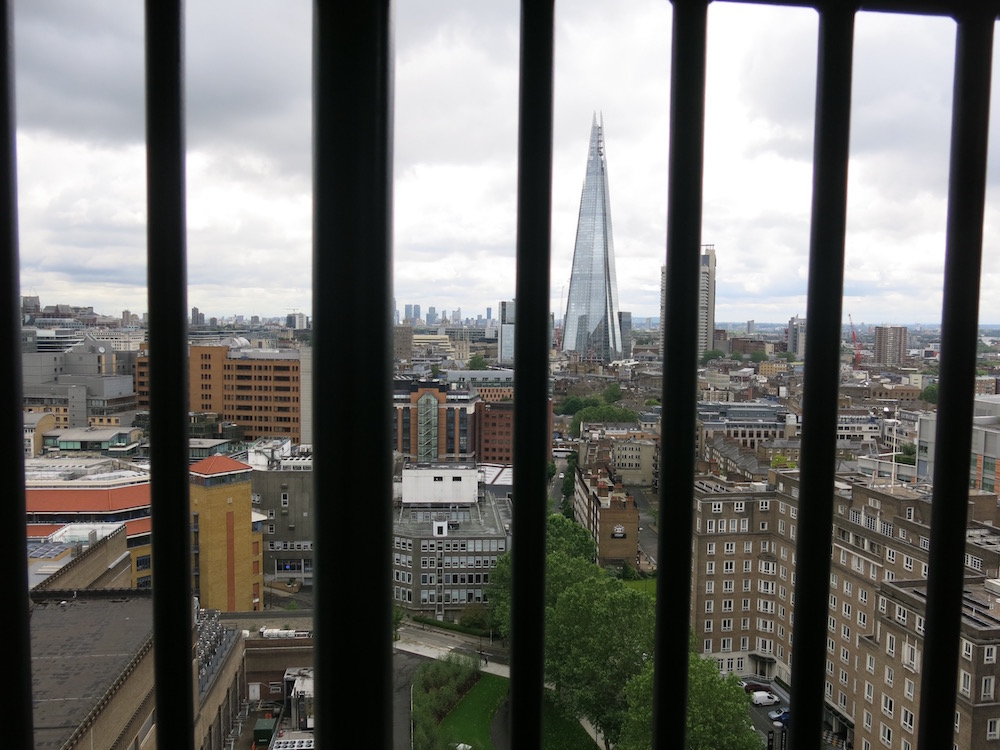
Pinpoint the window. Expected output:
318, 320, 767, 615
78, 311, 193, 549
880, 724, 892, 747
988, 719, 1000, 741
882, 694, 894, 718
984, 675, 995, 701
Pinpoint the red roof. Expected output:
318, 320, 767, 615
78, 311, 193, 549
189, 454, 252, 476
125, 517, 152, 537
26, 483, 151, 514
26, 524, 67, 540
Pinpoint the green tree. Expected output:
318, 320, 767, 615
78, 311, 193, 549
561, 451, 579, 497
571, 404, 638, 437
392, 605, 405, 640
555, 394, 603, 415
486, 553, 512, 639
644, 398, 660, 406
749, 349, 768, 363
921, 383, 939, 404
617, 649, 761, 750
547, 512, 596, 561
545, 576, 656, 749
603, 382, 623, 403
467, 353, 488, 370
700, 349, 725, 365
546, 459, 557, 482
487, 514, 599, 639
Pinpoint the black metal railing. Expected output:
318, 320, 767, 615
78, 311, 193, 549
3, 1, 995, 749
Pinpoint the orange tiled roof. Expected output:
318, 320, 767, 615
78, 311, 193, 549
189, 454, 252, 476
26, 483, 151, 514
26, 523, 67, 540
125, 517, 152, 537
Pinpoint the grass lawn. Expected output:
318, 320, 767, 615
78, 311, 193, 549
624, 576, 657, 602
439, 673, 598, 750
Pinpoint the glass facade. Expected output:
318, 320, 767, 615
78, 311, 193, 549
561, 113, 623, 363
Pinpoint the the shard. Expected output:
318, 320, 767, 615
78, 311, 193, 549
562, 113, 623, 363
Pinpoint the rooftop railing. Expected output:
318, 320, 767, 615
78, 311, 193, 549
3, 1, 996, 748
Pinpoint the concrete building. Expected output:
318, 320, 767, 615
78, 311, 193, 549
610, 437, 657, 486
30, 589, 246, 750
698, 245, 717, 359
695, 400, 797, 458
189, 454, 266, 612
787, 315, 807, 359
659, 244, 717, 362
391, 463, 511, 620
246, 438, 315, 586
23, 411, 56, 458
919, 395, 1000, 489
874, 325, 908, 366
39, 425, 144, 457
22, 333, 140, 429
394, 324, 414, 368
24, 458, 153, 588
498, 299, 516, 365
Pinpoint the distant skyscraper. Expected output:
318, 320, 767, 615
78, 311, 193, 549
404, 304, 413, 322
562, 114, 623, 363
498, 299, 516, 365
698, 245, 716, 358
659, 244, 716, 361
874, 325, 908, 365
787, 315, 807, 359
413, 304, 421, 323
427, 306, 437, 325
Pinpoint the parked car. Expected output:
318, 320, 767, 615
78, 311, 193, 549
751, 691, 781, 706
739, 679, 769, 693
768, 707, 791, 723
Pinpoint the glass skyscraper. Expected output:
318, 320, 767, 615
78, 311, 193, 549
562, 114, 623, 363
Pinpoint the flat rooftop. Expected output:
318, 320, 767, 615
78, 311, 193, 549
31, 591, 153, 750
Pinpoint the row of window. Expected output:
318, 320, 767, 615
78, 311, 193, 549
419, 572, 489, 585
706, 560, 778, 575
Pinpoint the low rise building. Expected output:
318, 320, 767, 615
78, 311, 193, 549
391, 463, 510, 621
572, 465, 639, 568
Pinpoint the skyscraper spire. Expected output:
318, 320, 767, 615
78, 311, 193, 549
562, 113, 623, 363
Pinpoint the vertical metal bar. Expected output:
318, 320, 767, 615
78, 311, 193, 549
653, 1, 708, 746
144, 0, 194, 746
510, 0, 555, 745
312, 1, 394, 747
788, 5, 855, 749
918, 11, 993, 750
0, 0, 31, 745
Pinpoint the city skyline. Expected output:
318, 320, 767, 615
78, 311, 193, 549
13, 2, 1000, 325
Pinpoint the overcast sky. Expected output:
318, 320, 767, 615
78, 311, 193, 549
11, 2, 999, 327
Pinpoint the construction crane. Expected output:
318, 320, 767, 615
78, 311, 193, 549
849, 314, 861, 369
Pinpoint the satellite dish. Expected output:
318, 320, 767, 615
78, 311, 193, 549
98, 346, 106, 353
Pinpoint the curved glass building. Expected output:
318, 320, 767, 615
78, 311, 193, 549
562, 113, 623, 363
